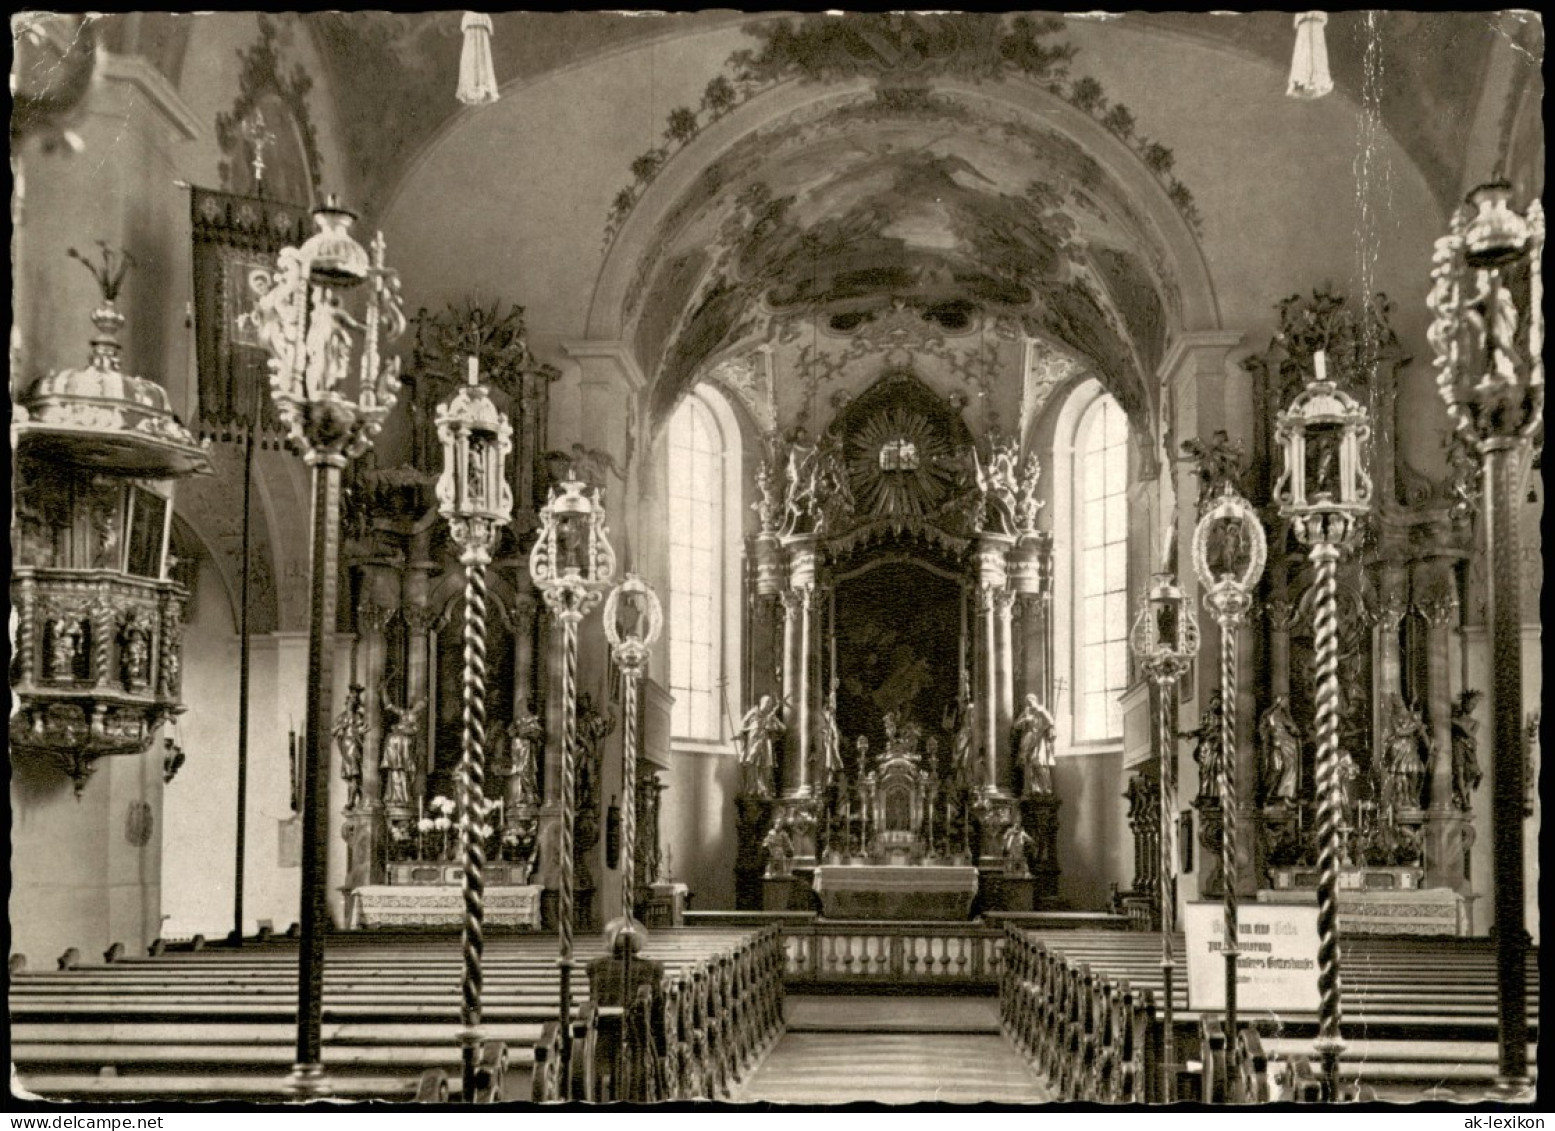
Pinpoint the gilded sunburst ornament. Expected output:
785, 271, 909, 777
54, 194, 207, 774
847, 407, 957, 521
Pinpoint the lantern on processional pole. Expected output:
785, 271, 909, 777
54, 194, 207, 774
1273, 348, 1372, 1103
253, 195, 405, 1098
1192, 486, 1267, 1100
1427, 180, 1542, 1099
1130, 571, 1199, 1103
603, 575, 663, 989
529, 474, 616, 1094
436, 354, 514, 1102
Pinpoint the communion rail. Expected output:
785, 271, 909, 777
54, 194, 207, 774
684, 911, 1128, 992
999, 926, 1541, 1104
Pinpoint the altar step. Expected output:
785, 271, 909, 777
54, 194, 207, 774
740, 997, 1053, 1104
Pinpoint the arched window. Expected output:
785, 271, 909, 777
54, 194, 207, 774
1073, 392, 1129, 741
665, 389, 741, 741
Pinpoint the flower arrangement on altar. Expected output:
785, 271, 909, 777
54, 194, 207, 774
416, 795, 459, 861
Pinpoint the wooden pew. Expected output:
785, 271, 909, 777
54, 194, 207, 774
999, 926, 1540, 1103
11, 926, 780, 1105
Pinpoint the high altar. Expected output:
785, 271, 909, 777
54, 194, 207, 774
735, 370, 1062, 918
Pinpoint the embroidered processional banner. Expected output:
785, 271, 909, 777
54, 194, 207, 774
189, 186, 313, 432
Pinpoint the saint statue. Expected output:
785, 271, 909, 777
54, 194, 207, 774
1381, 695, 1429, 814
379, 683, 426, 809
508, 711, 544, 812
48, 617, 82, 681
781, 428, 819, 534
1258, 696, 1301, 805
817, 682, 844, 788
333, 683, 369, 810
735, 694, 784, 798
1450, 689, 1484, 812
1183, 689, 1226, 803
1013, 693, 1056, 796
1335, 745, 1361, 833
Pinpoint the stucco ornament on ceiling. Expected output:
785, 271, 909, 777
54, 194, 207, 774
605, 13, 1202, 248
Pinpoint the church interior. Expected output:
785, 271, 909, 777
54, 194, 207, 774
8, 10, 1544, 1107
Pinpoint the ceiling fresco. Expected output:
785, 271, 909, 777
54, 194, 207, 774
631, 84, 1167, 441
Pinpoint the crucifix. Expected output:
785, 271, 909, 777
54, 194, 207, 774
239, 109, 275, 197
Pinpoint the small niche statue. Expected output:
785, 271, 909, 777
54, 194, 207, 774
1013, 693, 1056, 796
1449, 689, 1484, 812
333, 683, 369, 810
1001, 820, 1036, 877
761, 819, 794, 877
1258, 695, 1301, 805
735, 694, 785, 798
118, 612, 152, 691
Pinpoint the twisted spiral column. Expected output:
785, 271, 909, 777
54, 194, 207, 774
1219, 622, 1241, 1096
1156, 680, 1179, 1102
557, 610, 581, 1082
1309, 542, 1345, 1099
17, 581, 36, 683
621, 669, 640, 923
458, 547, 490, 1102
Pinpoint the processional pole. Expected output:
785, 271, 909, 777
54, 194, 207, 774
1130, 572, 1198, 1104
437, 354, 514, 1101
604, 575, 663, 1000
529, 475, 615, 1093
1273, 348, 1372, 1102
253, 197, 405, 1097
1192, 487, 1267, 1100
1427, 182, 1541, 1097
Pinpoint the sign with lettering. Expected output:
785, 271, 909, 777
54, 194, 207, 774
1184, 901, 1321, 1013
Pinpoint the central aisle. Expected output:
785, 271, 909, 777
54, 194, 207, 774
736, 995, 1053, 1105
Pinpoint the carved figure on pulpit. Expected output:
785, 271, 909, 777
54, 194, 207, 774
1381, 695, 1429, 813
118, 613, 151, 691
817, 682, 844, 788
1013, 693, 1056, 795
48, 616, 83, 681
1449, 690, 1483, 812
1183, 689, 1225, 803
379, 683, 425, 809
333, 683, 368, 810
508, 711, 544, 811
1259, 696, 1301, 805
761, 820, 794, 877
1001, 821, 1035, 877
736, 694, 784, 798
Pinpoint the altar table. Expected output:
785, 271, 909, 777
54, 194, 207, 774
813, 865, 979, 921
351, 884, 543, 929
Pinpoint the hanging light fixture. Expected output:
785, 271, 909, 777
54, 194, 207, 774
1287, 12, 1334, 100
457, 13, 499, 106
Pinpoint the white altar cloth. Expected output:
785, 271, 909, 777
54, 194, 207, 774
351, 884, 543, 929
812, 865, 980, 920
